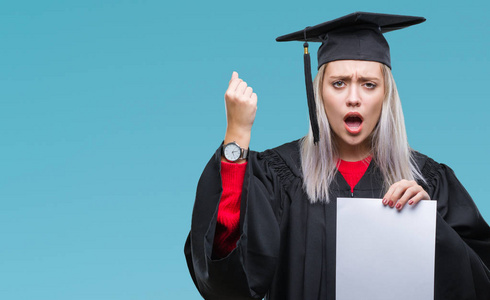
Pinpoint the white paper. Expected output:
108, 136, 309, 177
336, 198, 437, 300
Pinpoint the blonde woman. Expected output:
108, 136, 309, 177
185, 12, 490, 300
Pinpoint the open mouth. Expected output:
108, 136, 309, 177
344, 113, 363, 134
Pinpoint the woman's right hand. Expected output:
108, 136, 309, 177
223, 71, 257, 150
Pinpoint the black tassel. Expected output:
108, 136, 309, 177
303, 42, 320, 144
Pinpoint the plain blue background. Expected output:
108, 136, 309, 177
0, 0, 488, 299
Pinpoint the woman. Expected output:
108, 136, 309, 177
185, 12, 490, 300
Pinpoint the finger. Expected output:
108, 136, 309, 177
244, 86, 253, 98
383, 184, 396, 206
226, 77, 243, 97
388, 185, 406, 208
228, 71, 239, 85
388, 180, 416, 207
395, 186, 421, 210
383, 181, 406, 207
251, 93, 258, 105
389, 185, 411, 207
235, 81, 248, 96
408, 190, 430, 206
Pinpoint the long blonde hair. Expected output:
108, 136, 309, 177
300, 63, 425, 203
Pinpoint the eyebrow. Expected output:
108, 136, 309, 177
327, 75, 382, 82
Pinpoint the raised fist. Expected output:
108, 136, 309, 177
223, 72, 257, 150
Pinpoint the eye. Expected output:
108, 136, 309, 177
363, 82, 377, 89
332, 81, 345, 88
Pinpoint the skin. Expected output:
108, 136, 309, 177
223, 61, 429, 209
222, 71, 256, 164
322, 60, 384, 162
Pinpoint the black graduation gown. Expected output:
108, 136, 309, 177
184, 140, 490, 300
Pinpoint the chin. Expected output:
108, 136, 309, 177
342, 134, 370, 148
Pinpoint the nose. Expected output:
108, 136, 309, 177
346, 85, 361, 107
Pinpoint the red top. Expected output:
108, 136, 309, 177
213, 157, 372, 257
337, 156, 372, 193
213, 161, 247, 258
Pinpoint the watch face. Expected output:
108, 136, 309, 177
224, 143, 241, 161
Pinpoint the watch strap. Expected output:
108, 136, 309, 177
241, 147, 249, 159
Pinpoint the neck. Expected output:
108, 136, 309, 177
336, 138, 371, 162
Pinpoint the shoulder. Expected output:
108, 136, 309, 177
256, 139, 303, 184
411, 150, 459, 192
412, 151, 442, 181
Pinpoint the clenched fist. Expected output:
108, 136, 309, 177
223, 72, 257, 151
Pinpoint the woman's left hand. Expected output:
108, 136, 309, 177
382, 180, 430, 211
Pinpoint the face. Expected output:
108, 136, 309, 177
322, 60, 385, 159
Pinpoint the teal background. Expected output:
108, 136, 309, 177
0, 0, 488, 299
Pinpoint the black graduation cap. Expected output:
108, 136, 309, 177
276, 12, 426, 144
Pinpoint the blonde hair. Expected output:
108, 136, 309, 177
300, 63, 425, 203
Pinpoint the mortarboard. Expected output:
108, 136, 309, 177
276, 12, 426, 144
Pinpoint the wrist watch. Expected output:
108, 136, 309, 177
222, 141, 248, 162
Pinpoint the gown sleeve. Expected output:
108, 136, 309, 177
184, 145, 284, 300
422, 159, 490, 299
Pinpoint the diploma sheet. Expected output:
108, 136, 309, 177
336, 198, 437, 300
